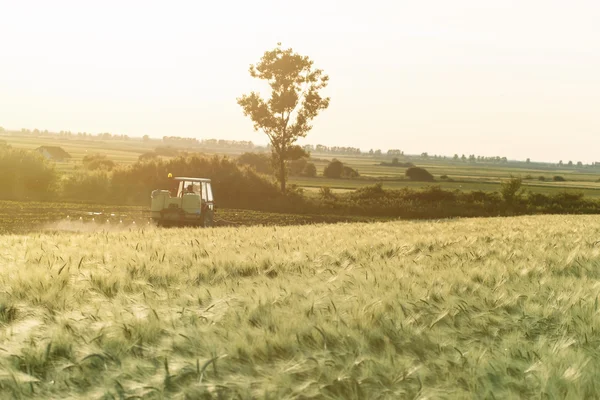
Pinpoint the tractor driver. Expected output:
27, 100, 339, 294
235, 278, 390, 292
186, 184, 195, 194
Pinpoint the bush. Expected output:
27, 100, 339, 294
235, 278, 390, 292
287, 158, 308, 176
342, 166, 360, 178
286, 184, 304, 196
82, 154, 115, 171
405, 186, 457, 202
323, 159, 344, 178
527, 192, 550, 207
553, 176, 566, 182
351, 183, 386, 200
110, 154, 282, 208
462, 190, 491, 203
0, 146, 57, 200
552, 191, 584, 203
323, 159, 359, 179
139, 152, 158, 162
288, 158, 317, 177
237, 152, 272, 175
405, 167, 434, 182
319, 186, 336, 200
61, 170, 111, 202
337, 185, 504, 219
303, 163, 317, 178
500, 177, 523, 204
538, 176, 546, 181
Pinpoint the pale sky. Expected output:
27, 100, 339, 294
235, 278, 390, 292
1, 0, 599, 162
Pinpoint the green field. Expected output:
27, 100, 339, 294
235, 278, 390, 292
4, 132, 600, 200
295, 155, 600, 197
0, 135, 154, 173
290, 175, 600, 198
1, 215, 600, 398
0, 134, 250, 172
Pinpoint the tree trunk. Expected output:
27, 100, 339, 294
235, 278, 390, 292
279, 158, 286, 193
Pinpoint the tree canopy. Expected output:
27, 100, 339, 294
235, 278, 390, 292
237, 43, 330, 192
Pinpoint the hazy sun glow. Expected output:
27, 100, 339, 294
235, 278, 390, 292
1, 0, 599, 162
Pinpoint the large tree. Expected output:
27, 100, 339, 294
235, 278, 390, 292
237, 43, 330, 193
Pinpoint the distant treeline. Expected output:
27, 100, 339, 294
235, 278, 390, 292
3, 145, 600, 221
163, 136, 256, 149
4, 127, 600, 167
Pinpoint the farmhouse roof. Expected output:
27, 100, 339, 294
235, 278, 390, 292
35, 146, 72, 159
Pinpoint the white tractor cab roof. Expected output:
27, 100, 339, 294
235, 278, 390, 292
174, 177, 213, 202
173, 177, 211, 182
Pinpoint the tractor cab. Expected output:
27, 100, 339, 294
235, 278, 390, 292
175, 178, 214, 202
151, 176, 215, 227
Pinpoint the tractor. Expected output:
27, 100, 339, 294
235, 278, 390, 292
150, 176, 215, 227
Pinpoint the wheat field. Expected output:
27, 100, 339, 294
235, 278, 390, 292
1, 215, 600, 399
